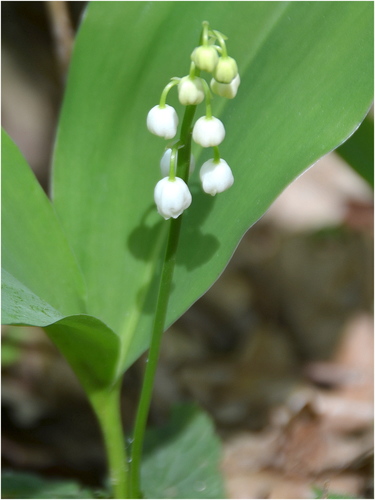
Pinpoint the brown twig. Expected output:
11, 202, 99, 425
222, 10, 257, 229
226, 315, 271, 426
46, 1, 74, 82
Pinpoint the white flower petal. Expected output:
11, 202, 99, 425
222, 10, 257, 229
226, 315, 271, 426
178, 76, 204, 106
147, 105, 179, 139
200, 158, 234, 195
154, 177, 192, 219
210, 74, 240, 99
192, 116, 225, 147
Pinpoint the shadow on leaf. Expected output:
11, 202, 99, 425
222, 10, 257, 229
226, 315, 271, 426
127, 187, 220, 314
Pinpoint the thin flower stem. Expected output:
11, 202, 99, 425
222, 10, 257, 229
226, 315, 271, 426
213, 146, 221, 163
201, 78, 213, 119
168, 147, 178, 181
90, 381, 128, 499
212, 29, 228, 57
189, 61, 197, 79
201, 20, 209, 46
159, 80, 179, 108
129, 105, 197, 499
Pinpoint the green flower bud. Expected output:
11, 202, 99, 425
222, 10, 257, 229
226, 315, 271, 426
214, 56, 238, 84
191, 45, 219, 73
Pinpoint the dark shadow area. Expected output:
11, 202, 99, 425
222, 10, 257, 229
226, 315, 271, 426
127, 185, 220, 271
176, 183, 221, 271
127, 204, 165, 263
127, 188, 221, 314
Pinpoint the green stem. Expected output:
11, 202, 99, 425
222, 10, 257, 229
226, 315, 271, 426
189, 61, 196, 79
129, 105, 197, 499
212, 29, 228, 57
90, 380, 128, 499
201, 20, 209, 46
201, 78, 213, 119
159, 79, 179, 108
213, 146, 221, 163
168, 147, 178, 181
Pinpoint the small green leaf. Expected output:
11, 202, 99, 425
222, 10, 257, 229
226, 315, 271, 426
1, 470, 95, 499
313, 486, 358, 499
1, 326, 35, 367
1, 342, 22, 367
141, 405, 225, 499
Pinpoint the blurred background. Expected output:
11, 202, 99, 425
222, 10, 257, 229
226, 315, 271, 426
2, 2, 373, 499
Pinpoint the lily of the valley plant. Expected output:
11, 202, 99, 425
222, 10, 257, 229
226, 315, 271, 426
3, 2, 373, 498
126, 21, 239, 498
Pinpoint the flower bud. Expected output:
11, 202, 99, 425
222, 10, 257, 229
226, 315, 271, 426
192, 116, 225, 147
147, 105, 179, 139
191, 45, 219, 73
200, 158, 234, 196
154, 177, 192, 220
210, 74, 240, 99
178, 76, 205, 106
160, 149, 195, 177
214, 56, 238, 84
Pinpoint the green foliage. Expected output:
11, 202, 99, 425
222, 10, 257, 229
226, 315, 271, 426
1, 341, 21, 367
1, 471, 95, 499
2, 2, 373, 395
1, 130, 85, 322
1, 326, 29, 367
1, 406, 223, 500
313, 486, 357, 499
336, 113, 374, 187
141, 405, 225, 499
1, 131, 122, 394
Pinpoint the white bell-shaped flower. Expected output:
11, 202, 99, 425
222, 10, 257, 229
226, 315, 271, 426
192, 116, 225, 147
200, 158, 234, 196
214, 56, 238, 84
191, 45, 219, 73
178, 76, 204, 106
160, 149, 195, 177
210, 74, 240, 99
154, 177, 192, 219
147, 105, 179, 139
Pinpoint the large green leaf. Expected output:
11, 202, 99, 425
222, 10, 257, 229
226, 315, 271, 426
1, 130, 86, 317
1, 130, 121, 393
51, 1, 373, 374
1, 470, 95, 499
141, 405, 225, 499
3, 2, 373, 389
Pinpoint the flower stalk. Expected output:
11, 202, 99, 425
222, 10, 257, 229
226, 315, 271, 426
129, 105, 197, 499
130, 20, 238, 497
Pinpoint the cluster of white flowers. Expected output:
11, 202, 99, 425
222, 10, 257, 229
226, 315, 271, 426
147, 21, 239, 220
